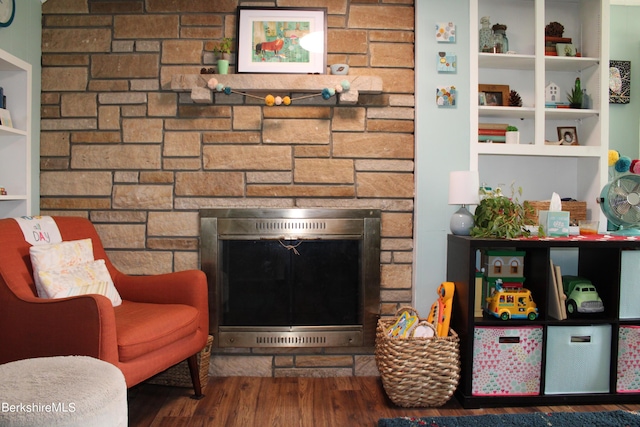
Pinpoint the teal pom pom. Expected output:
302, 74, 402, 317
224, 86, 232, 95
215, 83, 224, 92
322, 88, 332, 100
616, 155, 632, 173
341, 80, 350, 91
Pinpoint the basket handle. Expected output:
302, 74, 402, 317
394, 306, 420, 318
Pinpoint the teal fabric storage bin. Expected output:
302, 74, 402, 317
544, 325, 611, 394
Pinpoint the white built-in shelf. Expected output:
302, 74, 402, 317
0, 125, 27, 136
479, 53, 535, 70
0, 48, 31, 218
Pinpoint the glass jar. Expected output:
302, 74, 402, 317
479, 16, 493, 52
492, 24, 509, 53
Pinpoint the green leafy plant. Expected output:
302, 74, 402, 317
471, 183, 536, 239
506, 125, 518, 132
213, 37, 234, 56
566, 87, 583, 107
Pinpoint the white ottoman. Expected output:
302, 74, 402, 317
0, 356, 127, 427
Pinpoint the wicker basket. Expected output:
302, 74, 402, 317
525, 200, 587, 224
375, 308, 460, 407
147, 335, 213, 389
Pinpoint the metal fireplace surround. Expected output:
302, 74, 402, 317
200, 208, 381, 348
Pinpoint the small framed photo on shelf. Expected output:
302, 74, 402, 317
236, 7, 327, 74
557, 126, 578, 145
0, 108, 12, 128
478, 84, 509, 106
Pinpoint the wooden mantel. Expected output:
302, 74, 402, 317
170, 74, 383, 105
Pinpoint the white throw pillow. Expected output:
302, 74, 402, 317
30, 238, 95, 298
37, 259, 122, 307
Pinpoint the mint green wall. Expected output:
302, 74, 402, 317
0, 0, 42, 214
414, 1, 471, 315
610, 5, 640, 159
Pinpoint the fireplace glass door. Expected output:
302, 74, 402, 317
221, 239, 361, 327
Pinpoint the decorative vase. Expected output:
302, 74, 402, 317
217, 59, 229, 75
479, 16, 493, 52
505, 131, 519, 145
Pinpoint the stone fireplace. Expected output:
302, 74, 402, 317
200, 208, 380, 349
39, 0, 415, 377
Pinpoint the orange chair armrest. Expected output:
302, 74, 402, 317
114, 269, 208, 310
0, 294, 118, 364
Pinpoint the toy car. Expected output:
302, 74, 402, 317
562, 275, 604, 314
485, 287, 538, 321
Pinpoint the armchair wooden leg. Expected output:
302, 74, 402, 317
187, 353, 204, 400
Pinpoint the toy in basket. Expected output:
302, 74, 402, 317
375, 285, 460, 407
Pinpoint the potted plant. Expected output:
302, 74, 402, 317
213, 37, 233, 74
505, 125, 519, 144
471, 183, 536, 238
566, 85, 583, 109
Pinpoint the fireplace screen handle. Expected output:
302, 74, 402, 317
279, 240, 302, 255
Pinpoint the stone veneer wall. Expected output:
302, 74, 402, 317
40, 0, 415, 377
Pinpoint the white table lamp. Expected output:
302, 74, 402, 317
449, 171, 480, 235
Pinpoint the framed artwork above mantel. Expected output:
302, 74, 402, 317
236, 7, 327, 74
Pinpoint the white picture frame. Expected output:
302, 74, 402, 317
236, 7, 327, 74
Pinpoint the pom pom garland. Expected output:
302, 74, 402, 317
608, 150, 620, 167
633, 160, 640, 175
265, 94, 275, 106
615, 155, 632, 173
206, 80, 351, 106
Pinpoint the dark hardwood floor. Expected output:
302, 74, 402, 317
127, 376, 640, 427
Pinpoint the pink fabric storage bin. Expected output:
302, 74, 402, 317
618, 325, 640, 393
472, 326, 543, 396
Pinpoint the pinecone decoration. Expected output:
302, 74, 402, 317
509, 90, 523, 107
545, 21, 564, 38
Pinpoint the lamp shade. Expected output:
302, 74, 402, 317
448, 170, 480, 205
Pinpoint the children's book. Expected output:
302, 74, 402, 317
387, 311, 418, 338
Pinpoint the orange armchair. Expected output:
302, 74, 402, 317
0, 216, 209, 398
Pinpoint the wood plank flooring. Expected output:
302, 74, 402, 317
127, 376, 640, 427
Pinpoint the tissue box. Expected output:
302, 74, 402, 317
539, 210, 570, 236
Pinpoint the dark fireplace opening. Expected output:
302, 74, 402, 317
222, 240, 360, 327
200, 208, 381, 349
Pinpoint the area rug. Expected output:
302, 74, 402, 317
378, 410, 640, 427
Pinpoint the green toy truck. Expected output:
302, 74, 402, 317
562, 275, 604, 315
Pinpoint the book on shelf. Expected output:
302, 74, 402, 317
545, 36, 572, 43
545, 102, 570, 108
478, 123, 509, 130
478, 129, 507, 136
478, 135, 506, 143
548, 259, 564, 320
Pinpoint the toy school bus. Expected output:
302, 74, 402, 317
485, 287, 538, 321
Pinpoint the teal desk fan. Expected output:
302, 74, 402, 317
598, 173, 640, 235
